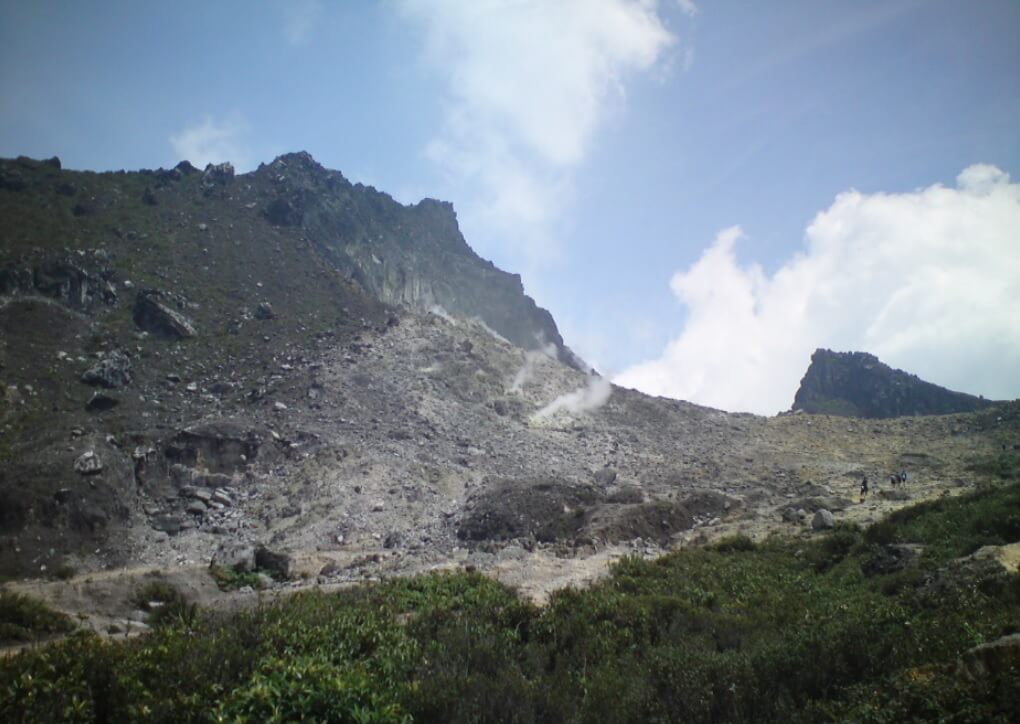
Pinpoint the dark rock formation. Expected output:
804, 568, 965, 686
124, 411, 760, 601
133, 290, 197, 339
253, 152, 582, 369
792, 349, 998, 418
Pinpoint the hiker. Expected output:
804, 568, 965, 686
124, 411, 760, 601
859, 475, 869, 502
890, 473, 899, 488
899, 470, 907, 486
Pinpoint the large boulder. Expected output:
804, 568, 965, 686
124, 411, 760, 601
133, 290, 197, 339
255, 545, 294, 579
81, 350, 132, 388
812, 509, 835, 530
211, 541, 256, 573
959, 633, 1020, 681
74, 450, 103, 475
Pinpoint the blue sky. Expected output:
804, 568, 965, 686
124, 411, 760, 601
2, 1, 1018, 413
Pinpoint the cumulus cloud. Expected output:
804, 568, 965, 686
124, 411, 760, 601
169, 114, 253, 171
399, 0, 681, 261
615, 165, 1020, 415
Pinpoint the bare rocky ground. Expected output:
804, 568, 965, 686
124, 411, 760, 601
4, 306, 1016, 639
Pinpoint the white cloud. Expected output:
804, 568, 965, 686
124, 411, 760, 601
676, 0, 700, 18
282, 0, 322, 46
615, 166, 1020, 415
169, 114, 253, 171
400, 0, 681, 262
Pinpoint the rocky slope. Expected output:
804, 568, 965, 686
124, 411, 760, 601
792, 348, 999, 418
1, 153, 1018, 622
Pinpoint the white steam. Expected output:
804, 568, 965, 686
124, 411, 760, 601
510, 343, 558, 393
428, 305, 456, 324
532, 376, 613, 420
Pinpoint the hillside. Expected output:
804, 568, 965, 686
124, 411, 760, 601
1, 152, 1017, 607
792, 348, 1000, 418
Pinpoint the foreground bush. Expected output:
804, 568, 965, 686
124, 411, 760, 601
0, 591, 74, 645
2, 482, 1019, 722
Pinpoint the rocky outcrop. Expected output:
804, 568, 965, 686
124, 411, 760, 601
133, 290, 197, 339
959, 633, 1020, 681
253, 152, 582, 369
0, 258, 117, 309
792, 349, 998, 418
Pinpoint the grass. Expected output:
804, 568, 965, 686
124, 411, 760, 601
864, 480, 1020, 562
2, 473, 1019, 721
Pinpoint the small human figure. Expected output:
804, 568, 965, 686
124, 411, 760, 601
899, 470, 907, 486
890, 473, 899, 488
860, 475, 869, 502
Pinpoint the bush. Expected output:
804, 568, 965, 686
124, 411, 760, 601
0, 591, 74, 645
712, 534, 757, 553
130, 581, 198, 628
3, 488, 1019, 721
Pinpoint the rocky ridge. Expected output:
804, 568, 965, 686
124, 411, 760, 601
792, 348, 999, 418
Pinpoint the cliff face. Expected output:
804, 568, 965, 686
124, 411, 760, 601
0, 151, 580, 576
792, 349, 998, 418
253, 152, 580, 368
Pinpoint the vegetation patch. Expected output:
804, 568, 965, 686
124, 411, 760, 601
0, 591, 74, 645
208, 565, 270, 591
2, 478, 1019, 721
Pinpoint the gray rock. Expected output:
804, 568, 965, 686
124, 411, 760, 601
202, 162, 235, 187
811, 509, 835, 530
151, 515, 183, 534
81, 350, 132, 388
133, 290, 197, 339
194, 472, 233, 489
74, 450, 103, 475
255, 302, 275, 320
255, 545, 294, 579
959, 633, 1020, 681
178, 484, 213, 501
211, 540, 256, 573
594, 467, 618, 486
85, 392, 119, 412
186, 501, 207, 515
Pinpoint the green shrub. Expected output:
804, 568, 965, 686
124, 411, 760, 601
0, 591, 74, 644
711, 533, 757, 553
130, 581, 198, 628
208, 564, 268, 591
3, 488, 1019, 722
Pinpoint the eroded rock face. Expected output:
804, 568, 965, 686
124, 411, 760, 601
202, 162, 234, 186
165, 421, 260, 475
133, 290, 197, 339
1, 258, 116, 309
253, 152, 583, 369
792, 349, 997, 418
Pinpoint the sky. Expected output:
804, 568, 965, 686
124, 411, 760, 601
1, 0, 1018, 414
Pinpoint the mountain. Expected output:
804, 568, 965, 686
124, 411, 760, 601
792, 348, 999, 418
0, 153, 1015, 595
